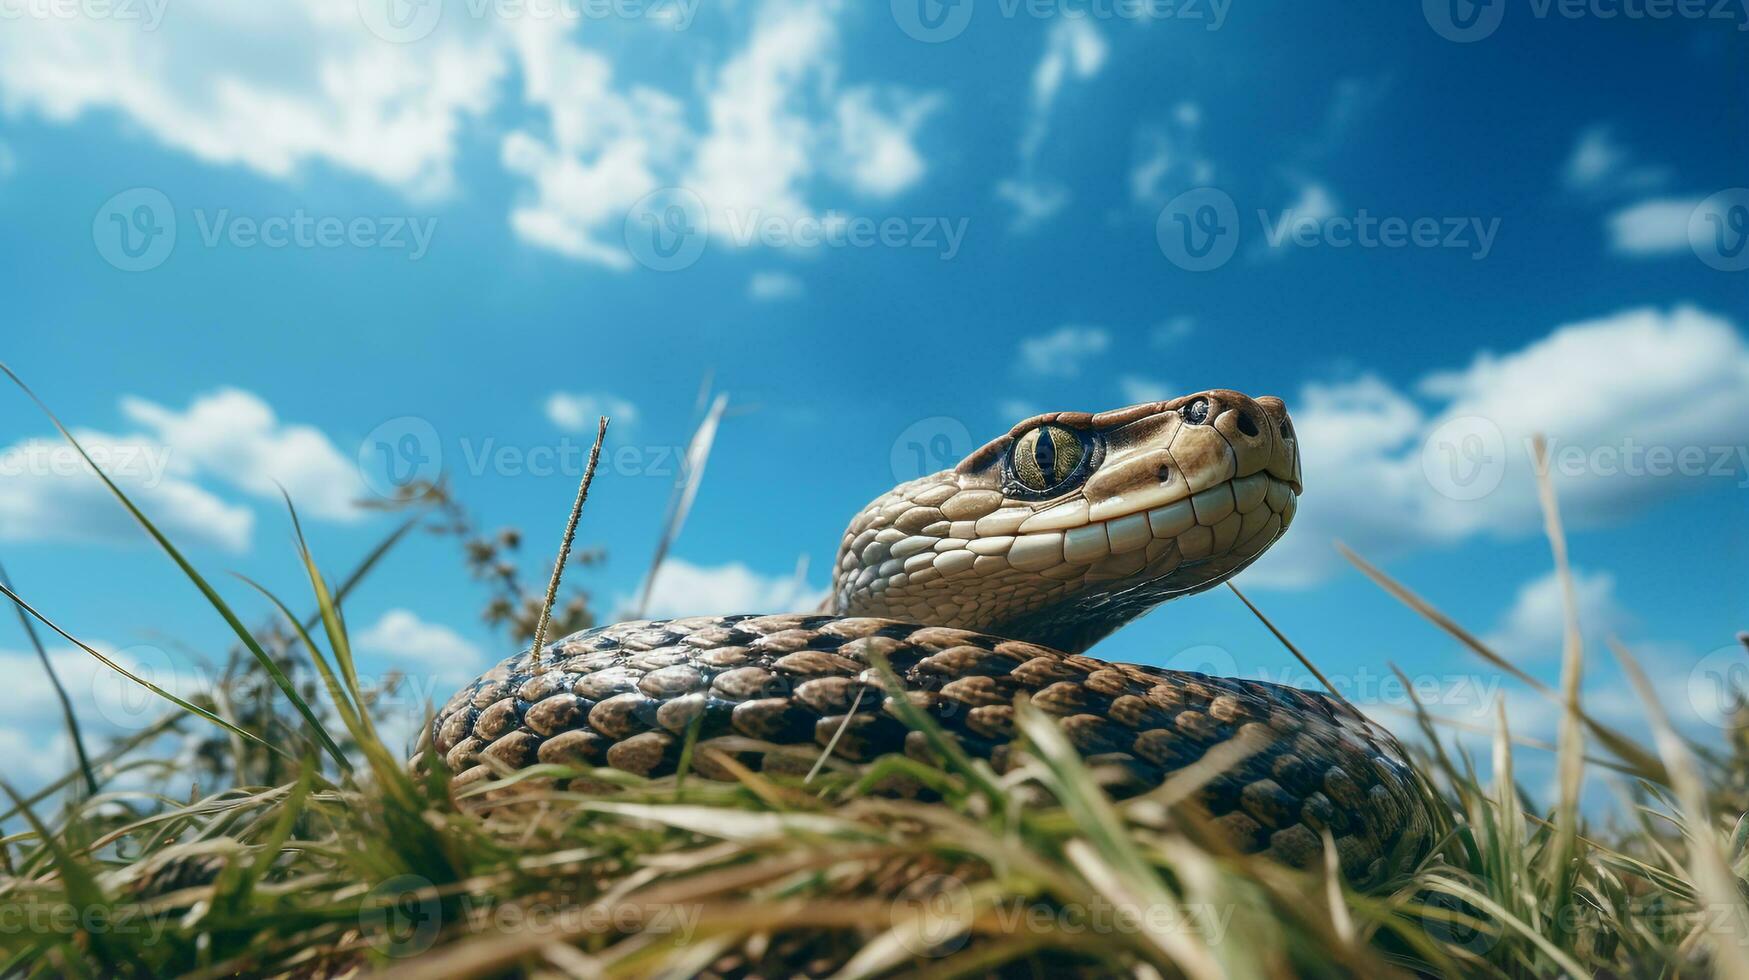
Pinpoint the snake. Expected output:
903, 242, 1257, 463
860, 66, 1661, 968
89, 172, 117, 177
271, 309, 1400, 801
428, 389, 1435, 883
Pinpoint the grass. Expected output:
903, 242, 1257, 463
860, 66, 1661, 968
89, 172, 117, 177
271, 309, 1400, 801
1, 382, 1747, 978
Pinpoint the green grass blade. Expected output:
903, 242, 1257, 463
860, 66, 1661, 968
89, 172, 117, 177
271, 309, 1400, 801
0, 581, 282, 759
302, 515, 419, 633
0, 362, 351, 774
0, 557, 98, 796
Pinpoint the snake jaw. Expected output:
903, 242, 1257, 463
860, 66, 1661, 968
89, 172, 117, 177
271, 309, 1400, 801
832, 389, 1302, 652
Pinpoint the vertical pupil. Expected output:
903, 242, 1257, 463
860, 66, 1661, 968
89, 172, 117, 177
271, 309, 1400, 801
1034, 428, 1056, 480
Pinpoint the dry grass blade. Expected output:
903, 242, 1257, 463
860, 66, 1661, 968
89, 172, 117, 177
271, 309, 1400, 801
530, 415, 609, 674
1337, 541, 1669, 786
1529, 435, 1586, 877
1225, 580, 1345, 703
635, 391, 729, 619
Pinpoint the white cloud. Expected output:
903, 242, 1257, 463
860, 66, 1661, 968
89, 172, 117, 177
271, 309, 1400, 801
994, 178, 1070, 229
1020, 17, 1107, 164
500, 23, 691, 270
1484, 568, 1630, 662
1129, 102, 1211, 205
831, 87, 939, 198
1016, 324, 1110, 377
1117, 377, 1175, 404
1245, 306, 1749, 587
0, 388, 363, 551
504, 1, 938, 267
545, 392, 638, 431
0, 643, 208, 744
0, 2, 505, 197
121, 388, 362, 522
1563, 124, 1670, 200
1000, 17, 1107, 229
748, 271, 804, 301
0, 429, 252, 551
355, 608, 483, 676
1607, 196, 1701, 255
996, 398, 1043, 422
0, 2, 935, 267
629, 557, 825, 619
1153, 316, 1195, 347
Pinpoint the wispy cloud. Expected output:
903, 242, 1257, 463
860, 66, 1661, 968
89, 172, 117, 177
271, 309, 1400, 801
1000, 17, 1108, 230
748, 271, 804, 301
1016, 324, 1111, 377
1606, 197, 1700, 256
545, 392, 638, 431
627, 556, 824, 619
1563, 124, 1671, 200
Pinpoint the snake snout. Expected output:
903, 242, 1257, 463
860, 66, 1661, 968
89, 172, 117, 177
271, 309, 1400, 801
1253, 395, 1303, 495
1198, 389, 1284, 485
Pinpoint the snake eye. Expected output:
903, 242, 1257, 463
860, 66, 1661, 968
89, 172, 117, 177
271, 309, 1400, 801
1183, 398, 1210, 425
1011, 424, 1088, 494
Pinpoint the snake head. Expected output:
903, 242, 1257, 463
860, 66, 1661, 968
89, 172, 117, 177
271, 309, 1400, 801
832, 390, 1302, 653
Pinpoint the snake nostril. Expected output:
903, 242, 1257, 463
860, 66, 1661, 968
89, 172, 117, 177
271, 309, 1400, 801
1236, 410, 1259, 438
1156, 463, 1171, 484
1279, 417, 1294, 440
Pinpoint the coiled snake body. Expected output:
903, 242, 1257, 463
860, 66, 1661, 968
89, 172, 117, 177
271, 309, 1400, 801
430, 390, 1433, 882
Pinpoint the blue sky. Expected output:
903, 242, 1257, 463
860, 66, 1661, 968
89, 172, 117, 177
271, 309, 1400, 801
0, 0, 1745, 802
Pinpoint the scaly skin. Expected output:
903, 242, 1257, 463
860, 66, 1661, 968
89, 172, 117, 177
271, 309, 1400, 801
428, 390, 1436, 882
